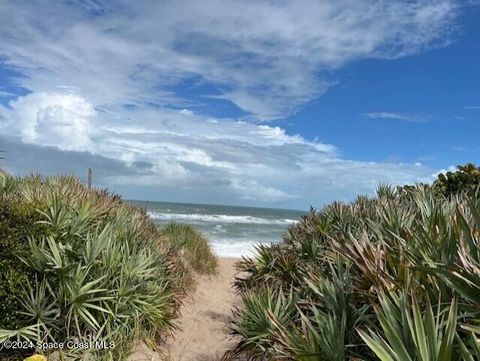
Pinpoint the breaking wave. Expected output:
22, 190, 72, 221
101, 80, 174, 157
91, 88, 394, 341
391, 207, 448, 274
148, 211, 298, 225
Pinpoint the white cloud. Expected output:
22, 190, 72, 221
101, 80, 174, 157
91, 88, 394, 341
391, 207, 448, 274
0, 1, 461, 207
362, 112, 430, 122
3, 92, 96, 151
0, 0, 458, 119
0, 91, 16, 97
433, 165, 457, 178
0, 91, 437, 207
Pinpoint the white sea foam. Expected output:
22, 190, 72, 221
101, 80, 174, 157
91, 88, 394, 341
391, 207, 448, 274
148, 211, 298, 225
211, 240, 268, 258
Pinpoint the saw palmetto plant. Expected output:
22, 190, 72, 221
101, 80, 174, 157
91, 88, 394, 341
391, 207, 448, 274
230, 183, 480, 360
358, 292, 458, 361
0, 172, 216, 360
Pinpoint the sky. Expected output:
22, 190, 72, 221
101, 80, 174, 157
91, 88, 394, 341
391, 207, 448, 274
0, 0, 479, 210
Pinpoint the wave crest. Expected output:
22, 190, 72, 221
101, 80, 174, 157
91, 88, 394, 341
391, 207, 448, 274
148, 211, 298, 225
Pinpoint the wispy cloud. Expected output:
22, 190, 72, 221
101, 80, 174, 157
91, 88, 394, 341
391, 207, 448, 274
464, 105, 480, 110
362, 112, 430, 122
0, 0, 458, 120
0, 0, 461, 207
0, 91, 16, 97
448, 145, 466, 152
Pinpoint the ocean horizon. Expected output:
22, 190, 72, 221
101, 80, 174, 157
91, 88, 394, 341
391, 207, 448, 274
129, 200, 305, 257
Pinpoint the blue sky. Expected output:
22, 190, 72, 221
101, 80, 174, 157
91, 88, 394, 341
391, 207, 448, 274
288, 6, 480, 168
0, 0, 479, 209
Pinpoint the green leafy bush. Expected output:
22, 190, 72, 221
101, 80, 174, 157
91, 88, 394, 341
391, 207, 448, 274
0, 173, 216, 360
230, 183, 480, 360
434, 163, 480, 197
160, 222, 217, 275
0, 198, 47, 330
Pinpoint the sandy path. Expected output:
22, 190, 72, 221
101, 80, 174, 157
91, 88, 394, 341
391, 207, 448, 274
128, 258, 241, 361
167, 258, 241, 361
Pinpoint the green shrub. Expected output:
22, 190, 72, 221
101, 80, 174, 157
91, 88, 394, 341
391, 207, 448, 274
160, 222, 217, 275
0, 173, 215, 360
0, 198, 43, 330
434, 163, 480, 197
230, 183, 480, 360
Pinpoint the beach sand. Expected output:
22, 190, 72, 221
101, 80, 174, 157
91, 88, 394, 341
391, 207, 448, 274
167, 258, 241, 361
129, 258, 242, 361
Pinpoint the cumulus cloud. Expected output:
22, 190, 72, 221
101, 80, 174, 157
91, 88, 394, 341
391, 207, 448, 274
3, 92, 96, 151
0, 91, 436, 207
0, 0, 461, 207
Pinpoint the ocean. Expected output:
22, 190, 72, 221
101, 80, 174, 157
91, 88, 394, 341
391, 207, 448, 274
129, 200, 305, 257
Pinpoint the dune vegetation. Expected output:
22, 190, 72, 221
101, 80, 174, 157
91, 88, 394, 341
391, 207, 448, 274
0, 172, 216, 360
160, 223, 217, 276
230, 164, 480, 360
